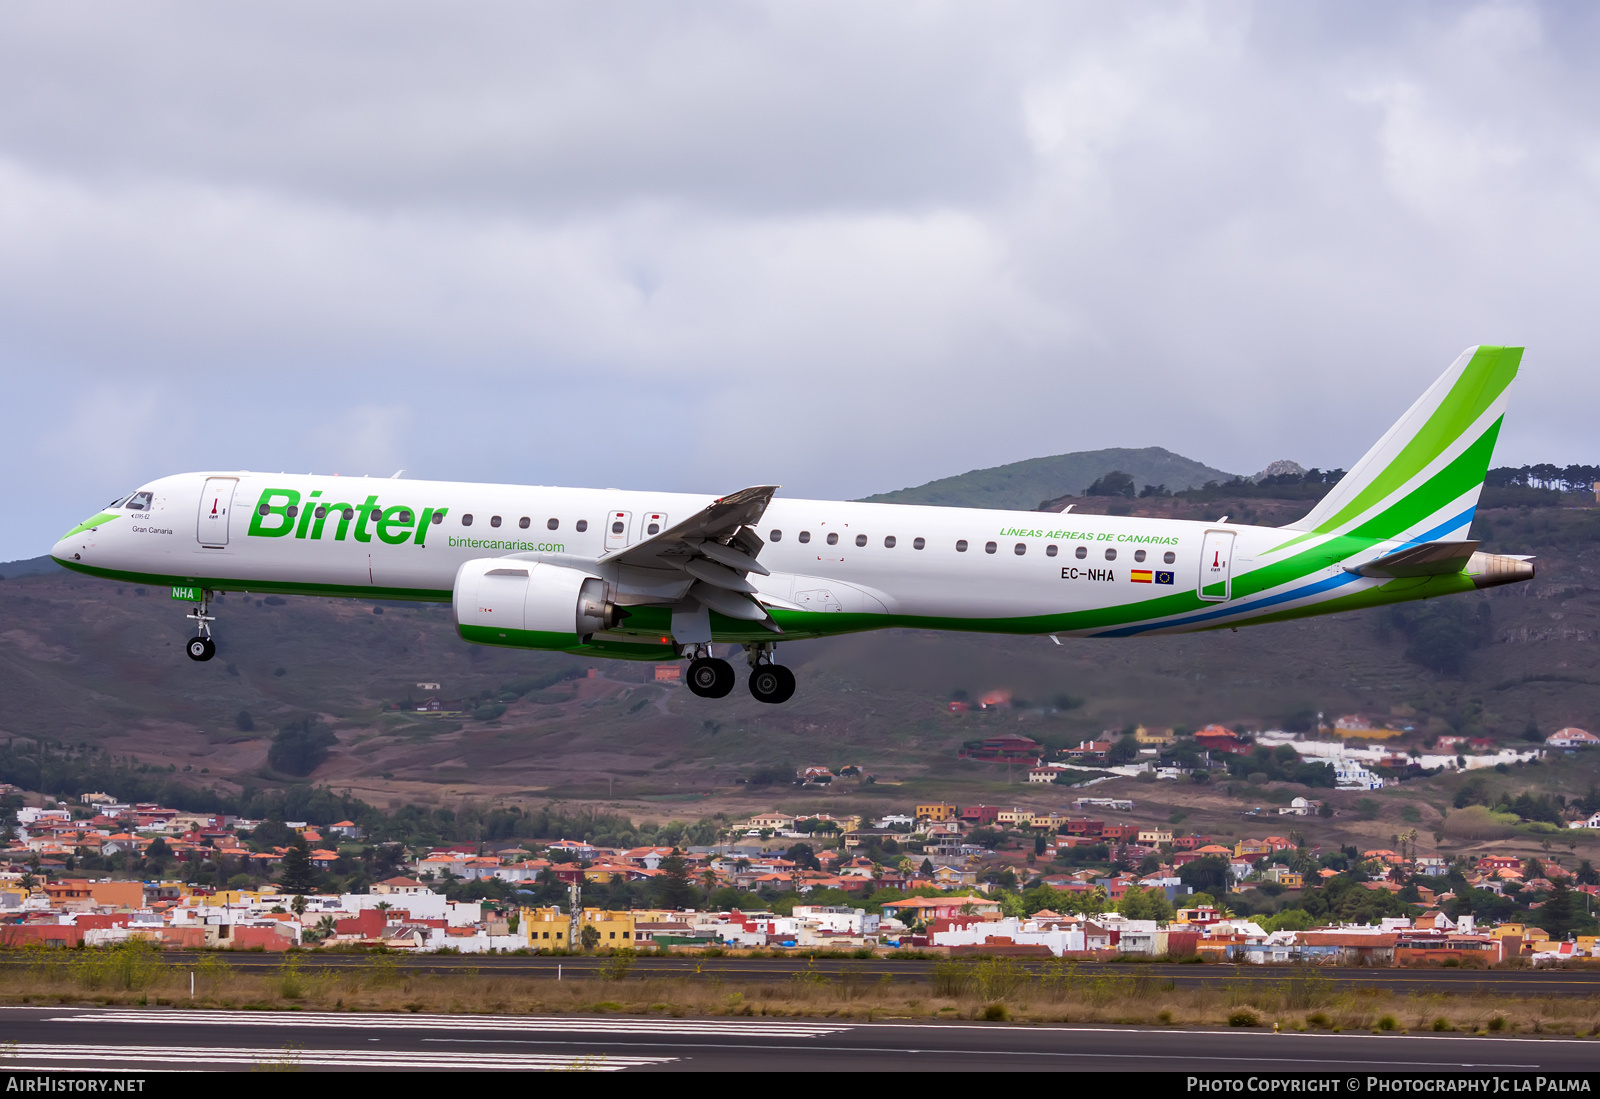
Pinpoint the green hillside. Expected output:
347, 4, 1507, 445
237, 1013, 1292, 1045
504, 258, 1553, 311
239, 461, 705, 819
857, 447, 1239, 510
3, 491, 1598, 827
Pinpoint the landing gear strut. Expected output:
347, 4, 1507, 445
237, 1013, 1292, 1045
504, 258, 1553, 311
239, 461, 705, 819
685, 645, 735, 698
186, 590, 216, 662
745, 642, 795, 704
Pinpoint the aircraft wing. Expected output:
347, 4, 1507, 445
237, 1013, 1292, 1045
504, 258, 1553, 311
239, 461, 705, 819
600, 485, 783, 631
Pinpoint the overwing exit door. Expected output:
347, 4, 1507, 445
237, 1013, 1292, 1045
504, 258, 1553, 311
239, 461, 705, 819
197, 478, 237, 547
605, 510, 633, 551
1198, 530, 1235, 601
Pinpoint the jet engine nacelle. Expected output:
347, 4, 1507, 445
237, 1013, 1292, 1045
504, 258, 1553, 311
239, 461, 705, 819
452, 558, 620, 649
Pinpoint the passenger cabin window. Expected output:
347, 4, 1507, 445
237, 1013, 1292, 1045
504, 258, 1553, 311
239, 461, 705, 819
314, 505, 327, 519
855, 534, 867, 547
798, 531, 811, 543
913, 537, 925, 550
985, 541, 997, 554
884, 535, 896, 548
516, 517, 528, 529
1046, 544, 1058, 557
1134, 549, 1146, 562
1163, 551, 1175, 564
826, 532, 839, 546
1074, 545, 1087, 559
770, 530, 783, 542
1104, 547, 1116, 561
463, 514, 474, 526
431, 512, 444, 525
258, 503, 270, 516
956, 540, 968, 552
611, 520, 624, 534
1014, 543, 1026, 555
646, 521, 659, 534
490, 515, 502, 528
576, 520, 588, 532
548, 518, 559, 530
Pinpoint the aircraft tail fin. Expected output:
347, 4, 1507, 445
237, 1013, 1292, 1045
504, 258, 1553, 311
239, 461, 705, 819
1280, 345, 1521, 545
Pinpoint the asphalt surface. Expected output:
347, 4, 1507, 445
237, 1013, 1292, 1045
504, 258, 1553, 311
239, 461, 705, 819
1, 1004, 1597, 1072
5, 953, 1596, 997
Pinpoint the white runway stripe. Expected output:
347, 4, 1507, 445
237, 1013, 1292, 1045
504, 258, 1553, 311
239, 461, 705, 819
2, 1043, 670, 1071
56, 1008, 848, 1038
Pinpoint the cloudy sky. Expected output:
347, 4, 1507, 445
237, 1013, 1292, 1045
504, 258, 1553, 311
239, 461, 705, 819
2, 1, 1596, 562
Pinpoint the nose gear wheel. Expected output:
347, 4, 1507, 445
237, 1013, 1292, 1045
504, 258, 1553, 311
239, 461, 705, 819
184, 589, 218, 662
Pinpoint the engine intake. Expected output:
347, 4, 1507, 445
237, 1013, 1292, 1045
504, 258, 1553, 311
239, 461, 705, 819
452, 558, 621, 649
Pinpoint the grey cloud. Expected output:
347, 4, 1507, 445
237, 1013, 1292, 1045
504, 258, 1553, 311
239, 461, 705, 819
1, 2, 1597, 562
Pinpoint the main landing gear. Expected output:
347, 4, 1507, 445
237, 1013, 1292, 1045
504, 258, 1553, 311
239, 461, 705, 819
685, 650, 736, 698
185, 590, 216, 662
681, 643, 796, 703
745, 642, 795, 705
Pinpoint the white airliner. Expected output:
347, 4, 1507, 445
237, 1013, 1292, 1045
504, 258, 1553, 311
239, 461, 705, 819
52, 347, 1533, 704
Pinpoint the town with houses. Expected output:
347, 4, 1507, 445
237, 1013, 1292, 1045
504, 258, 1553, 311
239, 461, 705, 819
4, 717, 1599, 968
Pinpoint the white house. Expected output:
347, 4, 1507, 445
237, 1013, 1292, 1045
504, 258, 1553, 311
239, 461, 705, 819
1334, 762, 1384, 790
1548, 728, 1600, 750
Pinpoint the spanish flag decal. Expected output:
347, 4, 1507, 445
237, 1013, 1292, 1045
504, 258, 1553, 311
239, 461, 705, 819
1130, 570, 1153, 583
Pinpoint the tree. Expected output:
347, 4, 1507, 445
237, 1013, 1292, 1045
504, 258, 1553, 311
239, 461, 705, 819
235, 710, 255, 732
290, 893, 308, 916
1107, 736, 1141, 766
1179, 856, 1231, 897
308, 914, 336, 942
267, 715, 337, 777
1116, 885, 1175, 922
280, 839, 316, 895
785, 843, 821, 871
1536, 879, 1592, 939
580, 923, 601, 951
651, 849, 697, 909
1264, 908, 1313, 933
1086, 471, 1137, 498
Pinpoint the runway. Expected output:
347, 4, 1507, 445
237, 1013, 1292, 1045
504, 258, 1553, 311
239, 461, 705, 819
1, 1005, 1596, 1072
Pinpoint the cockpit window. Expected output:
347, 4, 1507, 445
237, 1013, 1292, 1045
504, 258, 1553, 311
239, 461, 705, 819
107, 494, 132, 509
124, 492, 153, 511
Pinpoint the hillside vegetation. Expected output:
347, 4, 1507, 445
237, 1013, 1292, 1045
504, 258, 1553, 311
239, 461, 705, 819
858, 446, 1238, 510
1, 463, 1597, 845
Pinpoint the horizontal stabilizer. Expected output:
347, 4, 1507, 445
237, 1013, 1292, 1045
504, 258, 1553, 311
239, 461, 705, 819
1345, 540, 1478, 578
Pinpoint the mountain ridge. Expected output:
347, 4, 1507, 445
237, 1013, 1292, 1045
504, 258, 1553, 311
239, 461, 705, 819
856, 446, 1240, 511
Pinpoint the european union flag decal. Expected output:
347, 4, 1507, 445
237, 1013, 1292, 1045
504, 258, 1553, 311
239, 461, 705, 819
1154, 571, 1175, 585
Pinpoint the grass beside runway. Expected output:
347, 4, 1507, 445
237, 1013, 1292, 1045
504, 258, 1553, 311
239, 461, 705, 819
5, 945, 1600, 1036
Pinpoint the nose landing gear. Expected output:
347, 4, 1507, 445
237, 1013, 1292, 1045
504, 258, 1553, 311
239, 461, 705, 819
186, 590, 217, 662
